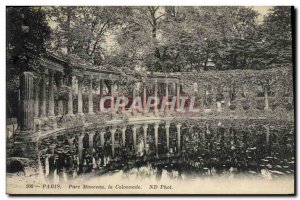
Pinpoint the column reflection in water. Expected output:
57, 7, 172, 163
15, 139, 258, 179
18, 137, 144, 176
38, 122, 294, 182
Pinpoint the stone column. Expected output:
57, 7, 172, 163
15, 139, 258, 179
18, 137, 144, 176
121, 127, 126, 147
89, 132, 94, 157
20, 72, 34, 131
223, 86, 231, 111
122, 95, 126, 113
49, 144, 56, 154
77, 77, 83, 115
111, 81, 115, 114
57, 74, 64, 116
176, 124, 182, 153
67, 86, 74, 116
176, 83, 180, 110
88, 78, 94, 114
216, 88, 222, 112
165, 82, 169, 113
154, 80, 158, 114
235, 85, 243, 111
143, 83, 147, 114
33, 80, 39, 118
154, 123, 159, 157
99, 79, 103, 111
45, 156, 49, 177
132, 83, 137, 115
67, 138, 74, 152
198, 86, 205, 112
47, 70, 57, 129
143, 124, 148, 153
264, 84, 269, 111
266, 125, 270, 149
78, 132, 84, 163
165, 122, 170, 150
171, 82, 176, 95
48, 70, 55, 117
40, 70, 46, 118
132, 126, 137, 151
111, 128, 116, 157
211, 87, 217, 111
249, 86, 257, 110
100, 132, 105, 150
48, 153, 55, 182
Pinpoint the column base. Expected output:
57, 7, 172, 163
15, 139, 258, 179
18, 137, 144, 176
33, 117, 41, 132
65, 113, 75, 117
62, 114, 76, 124
40, 116, 48, 121
9, 131, 39, 167
76, 113, 86, 122
76, 112, 85, 116
204, 108, 211, 113
164, 111, 171, 116
132, 111, 137, 116
48, 116, 57, 130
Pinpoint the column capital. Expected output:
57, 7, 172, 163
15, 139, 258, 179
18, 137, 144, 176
143, 124, 148, 130
154, 122, 160, 129
66, 86, 73, 92
132, 125, 140, 131
88, 132, 94, 136
77, 75, 84, 81
165, 121, 170, 128
110, 127, 116, 133
176, 123, 182, 129
78, 134, 84, 139
108, 73, 113, 81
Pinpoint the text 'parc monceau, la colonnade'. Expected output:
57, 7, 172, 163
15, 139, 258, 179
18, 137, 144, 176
17, 53, 294, 160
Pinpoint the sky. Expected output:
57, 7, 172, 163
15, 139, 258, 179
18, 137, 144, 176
252, 6, 273, 15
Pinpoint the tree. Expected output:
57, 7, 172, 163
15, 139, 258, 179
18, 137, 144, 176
257, 6, 292, 69
47, 6, 129, 85
113, 6, 262, 72
48, 7, 129, 64
45, 6, 292, 72
6, 7, 50, 78
111, 7, 164, 71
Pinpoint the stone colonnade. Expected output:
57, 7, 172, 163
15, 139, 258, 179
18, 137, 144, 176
19, 69, 182, 131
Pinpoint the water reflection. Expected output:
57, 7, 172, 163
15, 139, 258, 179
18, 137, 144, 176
39, 123, 294, 183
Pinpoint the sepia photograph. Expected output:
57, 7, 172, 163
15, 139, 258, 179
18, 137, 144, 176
5, 5, 294, 195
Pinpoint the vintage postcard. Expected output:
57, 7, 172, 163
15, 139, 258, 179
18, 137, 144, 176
6, 6, 294, 195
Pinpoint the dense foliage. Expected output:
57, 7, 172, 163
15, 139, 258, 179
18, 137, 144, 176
6, 6, 293, 79
6, 7, 50, 84
46, 6, 292, 73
